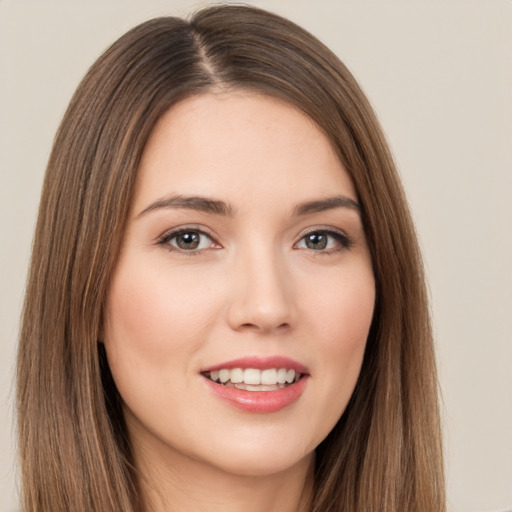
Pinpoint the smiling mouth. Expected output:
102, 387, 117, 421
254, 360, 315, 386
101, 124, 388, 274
202, 368, 303, 392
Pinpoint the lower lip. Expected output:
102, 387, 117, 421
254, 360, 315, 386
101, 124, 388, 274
202, 376, 308, 414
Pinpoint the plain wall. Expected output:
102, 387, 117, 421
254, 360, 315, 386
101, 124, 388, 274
1, 1, 511, 511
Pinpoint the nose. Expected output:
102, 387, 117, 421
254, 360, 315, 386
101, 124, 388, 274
226, 245, 295, 334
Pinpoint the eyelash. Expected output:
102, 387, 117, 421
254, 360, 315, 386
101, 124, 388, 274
156, 227, 218, 255
295, 228, 353, 254
156, 227, 353, 254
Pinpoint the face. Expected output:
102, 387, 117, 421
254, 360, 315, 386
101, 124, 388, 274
103, 92, 375, 478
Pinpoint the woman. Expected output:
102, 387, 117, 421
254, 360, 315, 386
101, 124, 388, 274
17, 4, 445, 511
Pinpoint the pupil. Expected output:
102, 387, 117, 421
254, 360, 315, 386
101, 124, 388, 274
306, 233, 327, 250
177, 232, 200, 250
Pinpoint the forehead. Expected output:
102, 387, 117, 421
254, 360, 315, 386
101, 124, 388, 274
132, 91, 357, 213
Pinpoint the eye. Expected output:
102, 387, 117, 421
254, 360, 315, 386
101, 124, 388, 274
158, 228, 218, 252
295, 230, 352, 252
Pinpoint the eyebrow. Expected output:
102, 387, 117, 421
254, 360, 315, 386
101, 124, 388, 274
294, 196, 360, 215
137, 195, 234, 218
137, 194, 360, 218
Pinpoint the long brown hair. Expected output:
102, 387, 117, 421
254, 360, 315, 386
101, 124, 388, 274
17, 5, 445, 511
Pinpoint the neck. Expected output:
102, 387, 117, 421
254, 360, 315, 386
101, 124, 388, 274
135, 441, 315, 512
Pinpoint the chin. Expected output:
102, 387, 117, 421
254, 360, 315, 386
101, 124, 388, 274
194, 425, 320, 478
206, 447, 314, 478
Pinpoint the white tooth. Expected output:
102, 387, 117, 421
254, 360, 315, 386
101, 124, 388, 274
230, 368, 244, 383
219, 369, 230, 383
261, 369, 278, 385
210, 370, 220, 382
245, 384, 279, 391
276, 368, 287, 384
285, 369, 296, 384
233, 382, 287, 391
243, 368, 261, 385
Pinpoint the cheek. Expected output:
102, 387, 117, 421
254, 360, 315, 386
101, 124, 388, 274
325, 271, 374, 379
298, 261, 375, 436
322, 282, 374, 356
102, 258, 221, 394
106, 259, 217, 344
302, 258, 375, 353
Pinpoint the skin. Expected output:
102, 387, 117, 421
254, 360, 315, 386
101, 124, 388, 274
103, 91, 375, 512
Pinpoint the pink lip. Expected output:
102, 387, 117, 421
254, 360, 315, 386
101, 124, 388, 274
201, 356, 309, 374
202, 375, 309, 414
200, 356, 309, 414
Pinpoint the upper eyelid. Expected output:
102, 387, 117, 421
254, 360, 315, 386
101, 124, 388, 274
294, 227, 353, 250
296, 225, 349, 239
156, 225, 217, 243
156, 227, 221, 255
155, 224, 352, 248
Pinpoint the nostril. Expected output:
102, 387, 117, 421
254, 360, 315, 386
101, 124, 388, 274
238, 321, 290, 333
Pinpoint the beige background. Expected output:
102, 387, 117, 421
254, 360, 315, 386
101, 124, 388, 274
1, 1, 511, 511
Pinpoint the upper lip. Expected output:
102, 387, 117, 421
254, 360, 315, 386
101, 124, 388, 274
201, 356, 309, 374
